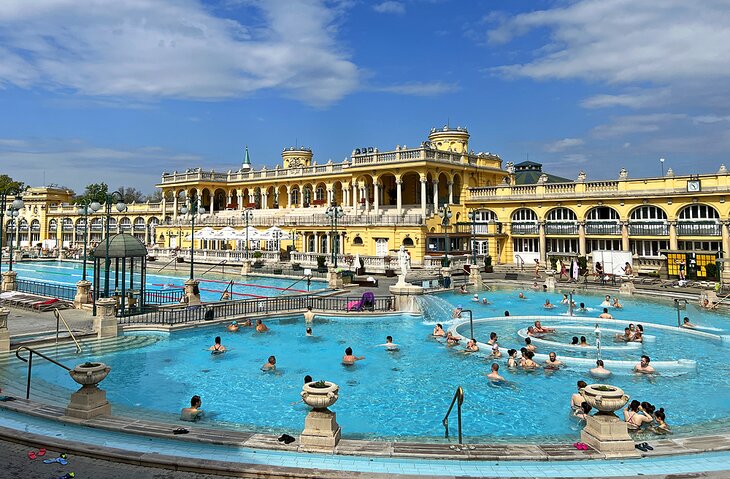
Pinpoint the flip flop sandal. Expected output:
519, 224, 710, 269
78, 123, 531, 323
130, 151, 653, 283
173, 427, 189, 435
28, 451, 37, 460
642, 442, 654, 450
58, 473, 75, 479
635, 444, 647, 452
38, 448, 47, 457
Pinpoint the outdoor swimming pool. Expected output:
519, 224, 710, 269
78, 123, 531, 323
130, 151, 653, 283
12, 260, 325, 302
3, 287, 728, 442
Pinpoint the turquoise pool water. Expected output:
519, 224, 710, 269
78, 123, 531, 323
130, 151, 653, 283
4, 286, 729, 441
12, 260, 325, 301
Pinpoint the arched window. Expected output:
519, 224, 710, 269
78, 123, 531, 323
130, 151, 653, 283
630, 206, 667, 221
629, 206, 668, 235
586, 206, 620, 221
291, 188, 300, 205
585, 206, 620, 235
119, 217, 132, 230
353, 236, 364, 245
511, 208, 537, 222
402, 237, 414, 247
511, 208, 538, 235
48, 219, 58, 232
545, 208, 578, 235
677, 204, 720, 236
678, 204, 719, 220
134, 217, 146, 230
546, 208, 577, 221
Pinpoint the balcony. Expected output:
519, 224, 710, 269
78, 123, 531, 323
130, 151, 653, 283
629, 222, 669, 236
545, 222, 578, 235
511, 223, 539, 235
585, 221, 621, 235
677, 221, 721, 236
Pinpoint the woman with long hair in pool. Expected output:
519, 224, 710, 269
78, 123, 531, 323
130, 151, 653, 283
624, 400, 654, 430
632, 324, 644, 342
507, 349, 518, 368
209, 336, 226, 354
573, 401, 592, 422
652, 408, 670, 434
521, 350, 538, 369
524, 337, 536, 352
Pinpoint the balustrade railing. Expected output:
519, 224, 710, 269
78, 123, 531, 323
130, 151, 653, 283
161, 213, 424, 227
677, 222, 721, 236
15, 279, 76, 301
629, 222, 669, 236
545, 222, 578, 235
154, 248, 281, 263
585, 221, 621, 235
511, 223, 539, 235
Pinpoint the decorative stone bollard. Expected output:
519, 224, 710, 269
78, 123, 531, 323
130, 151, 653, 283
241, 259, 252, 276
74, 280, 92, 308
544, 270, 556, 291
618, 280, 636, 296
469, 265, 484, 290
300, 380, 341, 452
580, 384, 640, 458
327, 267, 343, 289
0, 308, 10, 353
1, 270, 17, 292
389, 282, 423, 312
94, 297, 118, 339
184, 278, 201, 305
65, 362, 112, 419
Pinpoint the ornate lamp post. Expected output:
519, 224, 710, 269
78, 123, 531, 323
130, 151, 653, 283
439, 206, 453, 265
77, 200, 101, 282
1, 189, 23, 275
180, 198, 205, 280
468, 209, 477, 266
101, 192, 127, 298
325, 201, 344, 267
7, 208, 21, 271
242, 208, 254, 259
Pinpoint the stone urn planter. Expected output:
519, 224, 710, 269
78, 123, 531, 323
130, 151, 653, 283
301, 381, 339, 410
581, 383, 629, 414
69, 362, 111, 387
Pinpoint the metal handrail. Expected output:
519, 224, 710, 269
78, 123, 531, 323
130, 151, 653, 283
442, 386, 464, 444
515, 254, 525, 271
461, 309, 474, 339
156, 256, 178, 272
201, 259, 227, 277
15, 346, 72, 399
220, 279, 234, 301
53, 308, 82, 354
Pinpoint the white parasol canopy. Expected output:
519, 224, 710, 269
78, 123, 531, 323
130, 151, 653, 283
252, 226, 291, 241
185, 226, 216, 241
234, 226, 261, 240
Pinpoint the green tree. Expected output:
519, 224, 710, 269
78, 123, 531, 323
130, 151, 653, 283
146, 189, 163, 202
76, 182, 109, 203
0, 174, 25, 193
117, 186, 144, 204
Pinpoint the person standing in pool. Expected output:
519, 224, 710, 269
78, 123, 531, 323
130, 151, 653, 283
255, 319, 269, 333
544, 351, 563, 369
487, 363, 505, 382
304, 306, 316, 323
180, 395, 204, 422
681, 317, 696, 329
342, 347, 365, 365
634, 355, 655, 374
261, 355, 276, 371
578, 336, 590, 347
524, 337, 536, 352
571, 381, 588, 410
433, 323, 446, 337
209, 336, 226, 354
378, 335, 400, 351
590, 359, 612, 378
226, 321, 239, 332
599, 308, 613, 319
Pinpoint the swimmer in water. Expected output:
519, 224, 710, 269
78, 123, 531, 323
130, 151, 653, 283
180, 395, 205, 422
571, 380, 588, 410
342, 347, 365, 365
601, 295, 611, 307
681, 317, 696, 329
521, 350, 538, 369
482, 297, 490, 305
634, 355, 655, 374
599, 308, 613, 319
507, 349, 518, 368
452, 305, 463, 319
304, 305, 316, 323
459, 285, 468, 294
524, 337, 536, 352
544, 299, 555, 309
241, 318, 252, 327
306, 327, 313, 336
612, 297, 623, 309
255, 319, 269, 333
534, 321, 555, 333
378, 335, 400, 351
544, 351, 563, 369
519, 292, 527, 300
590, 359, 612, 378
560, 294, 569, 304
261, 355, 276, 371
227, 321, 239, 332
209, 336, 226, 354
573, 401, 592, 422
615, 327, 631, 342
472, 293, 480, 302
487, 332, 501, 358
487, 363, 505, 382
632, 324, 644, 342
578, 336, 590, 347
652, 408, 671, 434
570, 336, 579, 345
465, 338, 479, 352
578, 302, 587, 312
446, 331, 461, 346
433, 323, 446, 337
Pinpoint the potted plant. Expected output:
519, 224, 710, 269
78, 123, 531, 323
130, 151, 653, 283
580, 384, 629, 414
316, 255, 327, 273
69, 362, 111, 387
253, 251, 264, 268
301, 380, 339, 410
484, 255, 493, 273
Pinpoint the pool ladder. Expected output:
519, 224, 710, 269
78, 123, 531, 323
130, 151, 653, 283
15, 346, 72, 400
442, 386, 464, 444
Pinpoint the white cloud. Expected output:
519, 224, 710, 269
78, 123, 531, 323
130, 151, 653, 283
0, 137, 221, 194
544, 138, 584, 152
591, 113, 686, 138
373, 2, 406, 15
581, 89, 670, 109
0, 0, 359, 106
376, 81, 458, 96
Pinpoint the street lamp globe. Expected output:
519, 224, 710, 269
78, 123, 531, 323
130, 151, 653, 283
180, 206, 189, 215
90, 201, 101, 212
11, 197, 24, 210
116, 201, 127, 212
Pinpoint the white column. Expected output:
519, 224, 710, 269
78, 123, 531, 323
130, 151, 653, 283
287, 187, 292, 208
364, 186, 370, 211
262, 192, 268, 210
432, 180, 438, 210
374, 182, 380, 215
197, 196, 202, 216
448, 181, 454, 205
420, 178, 427, 217
173, 195, 178, 220
227, 194, 232, 209
209, 194, 215, 215
351, 183, 356, 209
327, 189, 333, 205
396, 179, 403, 215
238, 194, 243, 211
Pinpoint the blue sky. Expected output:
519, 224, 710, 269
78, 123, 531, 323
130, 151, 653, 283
1, 0, 729, 194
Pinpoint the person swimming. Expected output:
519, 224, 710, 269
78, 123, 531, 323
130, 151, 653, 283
571, 380, 587, 410
227, 321, 239, 332
590, 359, 612, 378
472, 294, 480, 302
306, 327, 313, 336
433, 323, 446, 337
578, 336, 589, 347
599, 308, 613, 319
342, 347, 365, 365
634, 355, 655, 374
578, 302, 587, 312
544, 299, 555, 309
465, 338, 479, 352
681, 317, 696, 329
560, 294, 569, 304
601, 295, 611, 307
518, 292, 527, 299
612, 297, 623, 309
379, 335, 400, 351
487, 363, 505, 382
446, 331, 461, 346
261, 355, 276, 371
209, 336, 226, 354
255, 319, 269, 333
544, 351, 562, 369
452, 305, 463, 319
487, 332, 501, 358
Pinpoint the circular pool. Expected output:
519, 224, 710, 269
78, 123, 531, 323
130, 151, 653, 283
4, 286, 729, 442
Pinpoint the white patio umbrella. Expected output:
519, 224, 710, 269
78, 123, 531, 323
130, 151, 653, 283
185, 226, 216, 241
253, 226, 292, 240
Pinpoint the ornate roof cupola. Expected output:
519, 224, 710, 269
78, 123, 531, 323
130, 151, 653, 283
282, 146, 313, 169
428, 125, 470, 154
241, 146, 252, 171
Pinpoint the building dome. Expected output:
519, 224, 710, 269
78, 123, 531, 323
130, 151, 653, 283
92, 233, 148, 258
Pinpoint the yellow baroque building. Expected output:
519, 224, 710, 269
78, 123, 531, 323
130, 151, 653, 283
7, 126, 730, 278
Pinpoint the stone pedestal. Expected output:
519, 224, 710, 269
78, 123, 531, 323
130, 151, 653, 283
618, 280, 636, 296
241, 260, 252, 276
327, 267, 343, 289
544, 270, 556, 291
65, 363, 112, 419
74, 280, 92, 308
95, 297, 118, 339
184, 279, 201, 305
468, 265, 484, 290
0, 308, 10, 353
389, 283, 424, 313
581, 413, 640, 458
1, 270, 17, 292
300, 408, 342, 452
